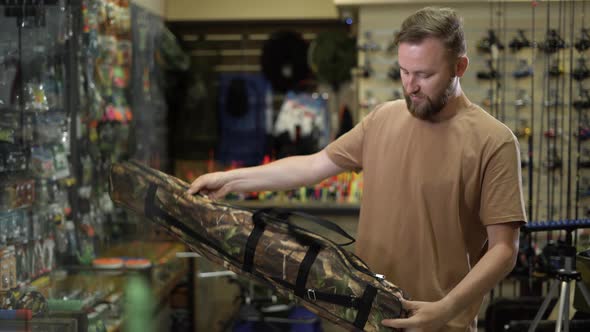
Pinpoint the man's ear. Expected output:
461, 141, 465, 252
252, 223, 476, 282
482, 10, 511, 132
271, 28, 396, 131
455, 55, 469, 78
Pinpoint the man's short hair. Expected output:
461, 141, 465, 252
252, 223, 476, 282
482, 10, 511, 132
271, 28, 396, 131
394, 7, 466, 59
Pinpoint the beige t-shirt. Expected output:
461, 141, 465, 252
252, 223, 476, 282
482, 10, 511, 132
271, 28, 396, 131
325, 97, 527, 331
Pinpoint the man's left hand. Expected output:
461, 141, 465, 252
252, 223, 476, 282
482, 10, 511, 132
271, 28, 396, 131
381, 298, 454, 331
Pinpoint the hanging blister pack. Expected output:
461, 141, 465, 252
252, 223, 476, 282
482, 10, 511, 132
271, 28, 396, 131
24, 81, 50, 112
15, 243, 32, 285
0, 246, 17, 291
30, 146, 55, 178
34, 112, 68, 144
51, 144, 70, 180
0, 145, 27, 173
0, 178, 35, 210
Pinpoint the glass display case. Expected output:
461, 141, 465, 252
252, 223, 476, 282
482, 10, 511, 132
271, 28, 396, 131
0, 0, 74, 292
0, 1, 189, 330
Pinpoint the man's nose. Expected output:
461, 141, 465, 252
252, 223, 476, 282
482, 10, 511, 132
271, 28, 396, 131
404, 75, 420, 94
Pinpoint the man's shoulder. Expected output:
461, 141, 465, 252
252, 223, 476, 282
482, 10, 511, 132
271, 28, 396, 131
463, 103, 517, 142
367, 100, 407, 121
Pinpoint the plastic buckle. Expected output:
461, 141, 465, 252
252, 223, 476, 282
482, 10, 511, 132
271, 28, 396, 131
350, 295, 358, 308
307, 288, 317, 301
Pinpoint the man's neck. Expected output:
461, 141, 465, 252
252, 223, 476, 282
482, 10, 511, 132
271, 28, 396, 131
430, 86, 469, 123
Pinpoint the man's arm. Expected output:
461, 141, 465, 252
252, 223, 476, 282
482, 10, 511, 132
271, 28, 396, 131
382, 221, 521, 330
186, 149, 346, 199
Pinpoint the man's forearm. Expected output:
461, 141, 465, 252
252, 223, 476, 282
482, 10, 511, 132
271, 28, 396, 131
441, 241, 517, 315
223, 153, 331, 193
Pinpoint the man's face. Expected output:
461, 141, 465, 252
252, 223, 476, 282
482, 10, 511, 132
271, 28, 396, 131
398, 38, 458, 121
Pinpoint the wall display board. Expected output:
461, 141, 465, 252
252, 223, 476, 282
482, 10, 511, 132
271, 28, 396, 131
357, 1, 589, 228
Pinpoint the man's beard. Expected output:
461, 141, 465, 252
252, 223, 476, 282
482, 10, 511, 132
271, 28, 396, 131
404, 77, 457, 121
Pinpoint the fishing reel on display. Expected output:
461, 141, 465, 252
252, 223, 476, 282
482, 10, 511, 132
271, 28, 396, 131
357, 31, 381, 53
575, 28, 590, 53
548, 59, 564, 77
481, 88, 500, 109
509, 29, 532, 53
476, 59, 501, 80
538, 29, 567, 54
543, 127, 561, 139
543, 89, 562, 108
477, 29, 505, 54
513, 59, 534, 79
574, 89, 590, 111
542, 146, 562, 170
579, 148, 590, 169
358, 58, 374, 79
579, 177, 590, 197
513, 119, 532, 140
514, 89, 532, 109
387, 60, 401, 81
572, 58, 590, 82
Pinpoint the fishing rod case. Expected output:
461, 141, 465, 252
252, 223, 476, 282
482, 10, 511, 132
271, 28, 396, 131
109, 161, 406, 331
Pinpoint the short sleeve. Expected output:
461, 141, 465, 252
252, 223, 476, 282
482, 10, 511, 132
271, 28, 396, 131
479, 135, 528, 225
325, 107, 378, 172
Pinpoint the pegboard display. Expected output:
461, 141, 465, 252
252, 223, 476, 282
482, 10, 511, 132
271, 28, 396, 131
356, 1, 590, 230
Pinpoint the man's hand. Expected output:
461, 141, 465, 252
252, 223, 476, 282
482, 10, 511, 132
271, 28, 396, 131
383, 222, 521, 331
381, 298, 455, 331
186, 172, 232, 199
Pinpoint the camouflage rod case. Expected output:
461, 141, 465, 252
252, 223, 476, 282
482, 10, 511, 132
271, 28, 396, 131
109, 161, 406, 331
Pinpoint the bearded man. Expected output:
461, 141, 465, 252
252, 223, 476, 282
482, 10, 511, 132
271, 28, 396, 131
188, 7, 526, 332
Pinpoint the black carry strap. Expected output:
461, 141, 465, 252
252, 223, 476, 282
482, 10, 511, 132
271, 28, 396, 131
257, 208, 356, 246
271, 276, 379, 330
268, 239, 379, 330
353, 284, 378, 329
254, 208, 378, 278
295, 243, 321, 298
244, 208, 359, 307
145, 183, 179, 225
242, 209, 268, 273
288, 210, 355, 246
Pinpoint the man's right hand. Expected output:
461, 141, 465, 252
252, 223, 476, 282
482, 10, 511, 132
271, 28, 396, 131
186, 172, 232, 199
